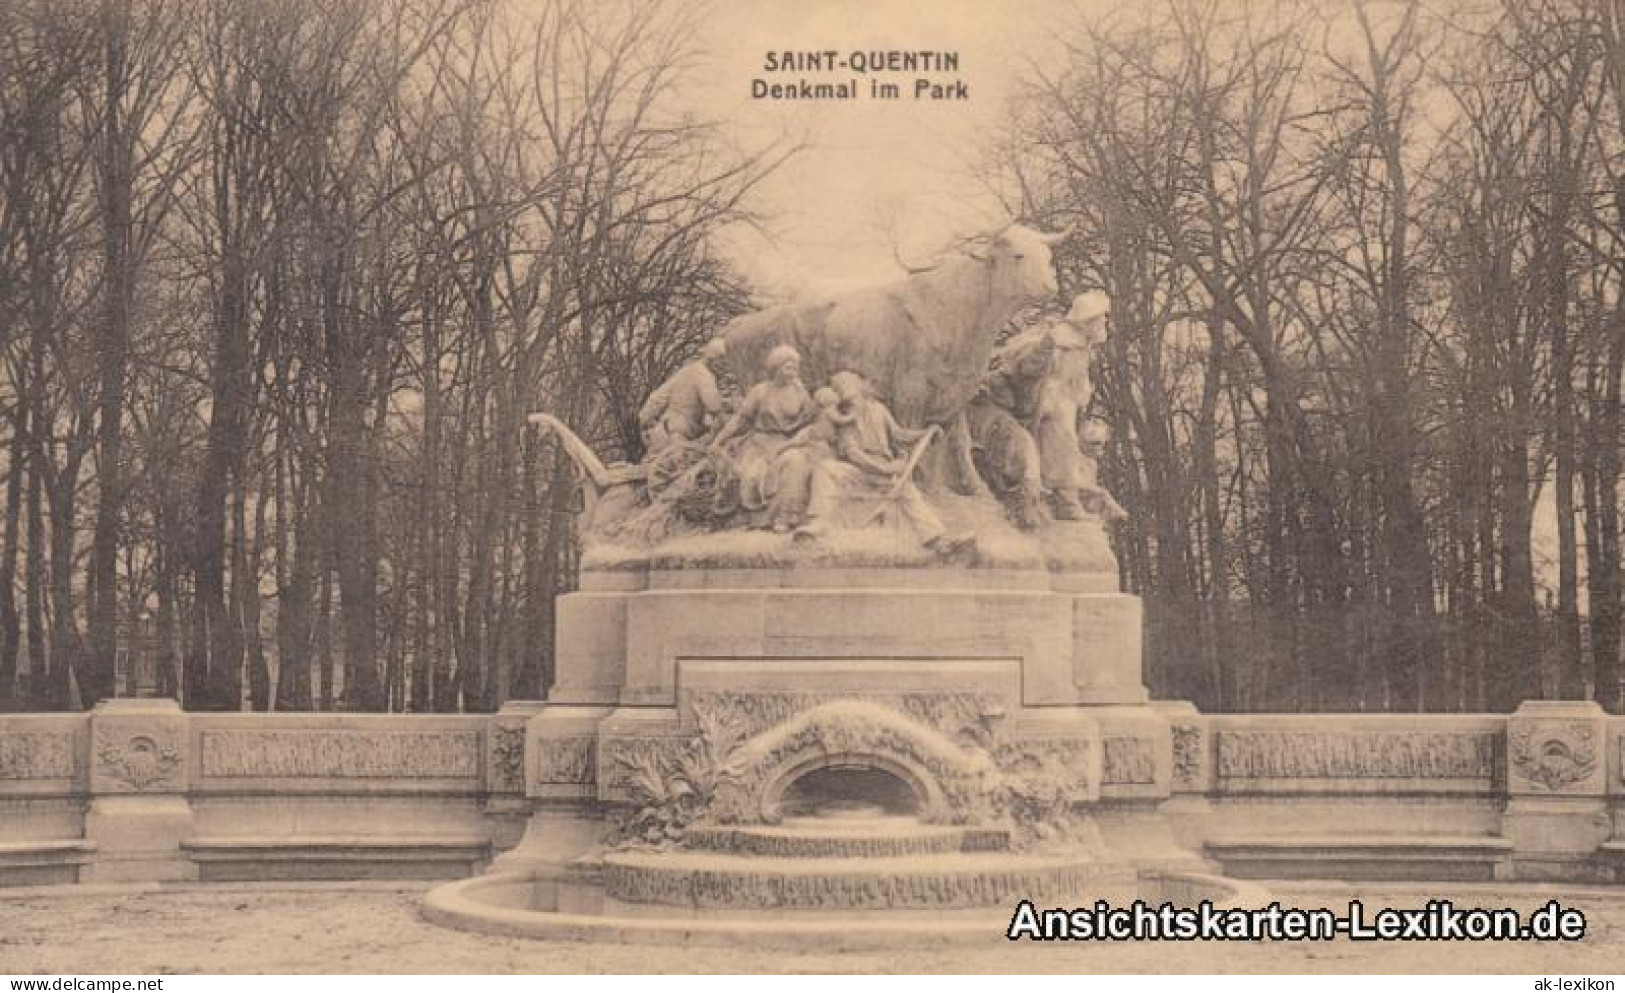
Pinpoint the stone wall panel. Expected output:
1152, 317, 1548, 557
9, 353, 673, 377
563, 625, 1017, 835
198, 730, 481, 781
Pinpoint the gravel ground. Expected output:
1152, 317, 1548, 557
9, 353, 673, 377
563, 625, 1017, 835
0, 881, 1622, 974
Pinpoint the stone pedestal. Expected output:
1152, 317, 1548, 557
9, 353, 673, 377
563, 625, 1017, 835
1501, 700, 1611, 881
512, 563, 1185, 870
82, 698, 196, 883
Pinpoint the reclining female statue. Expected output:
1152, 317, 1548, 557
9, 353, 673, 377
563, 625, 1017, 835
794, 371, 974, 557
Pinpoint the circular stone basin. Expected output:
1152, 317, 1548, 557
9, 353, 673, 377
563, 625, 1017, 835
600, 848, 1123, 911
683, 819, 1010, 859
423, 860, 1270, 948
425, 810, 1268, 947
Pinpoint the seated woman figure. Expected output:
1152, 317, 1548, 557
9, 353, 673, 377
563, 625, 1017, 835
708, 344, 818, 531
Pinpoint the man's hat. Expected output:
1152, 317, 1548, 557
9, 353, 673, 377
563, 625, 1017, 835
1066, 291, 1111, 325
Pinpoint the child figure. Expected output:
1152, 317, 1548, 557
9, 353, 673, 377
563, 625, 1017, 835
761, 387, 853, 531
784, 386, 854, 460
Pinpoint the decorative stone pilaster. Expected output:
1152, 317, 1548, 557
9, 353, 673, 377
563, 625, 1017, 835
490, 704, 615, 871
1154, 702, 1209, 795
1502, 700, 1611, 881
1148, 701, 1212, 861
484, 700, 545, 853
82, 698, 196, 883
1089, 704, 1203, 871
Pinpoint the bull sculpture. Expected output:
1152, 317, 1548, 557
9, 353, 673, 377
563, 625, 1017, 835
721, 222, 1071, 492
528, 221, 1086, 552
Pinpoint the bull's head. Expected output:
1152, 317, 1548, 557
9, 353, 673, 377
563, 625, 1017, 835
968, 223, 1070, 304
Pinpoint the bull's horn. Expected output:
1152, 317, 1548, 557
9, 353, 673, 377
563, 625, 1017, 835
892, 245, 936, 275
1037, 225, 1075, 245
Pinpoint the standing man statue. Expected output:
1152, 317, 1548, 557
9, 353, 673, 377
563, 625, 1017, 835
639, 338, 729, 454
966, 291, 1112, 526
1035, 291, 1110, 520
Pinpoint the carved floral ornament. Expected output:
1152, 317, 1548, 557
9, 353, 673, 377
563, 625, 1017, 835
604, 693, 1097, 852
1170, 723, 1203, 785
488, 725, 526, 788
94, 731, 183, 791
1509, 721, 1598, 791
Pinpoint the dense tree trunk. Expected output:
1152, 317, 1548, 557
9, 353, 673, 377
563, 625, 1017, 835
0, 395, 25, 709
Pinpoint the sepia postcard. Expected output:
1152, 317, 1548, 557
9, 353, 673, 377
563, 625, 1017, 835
0, 0, 1623, 979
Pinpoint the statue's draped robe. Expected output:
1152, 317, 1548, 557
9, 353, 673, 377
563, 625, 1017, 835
725, 379, 816, 525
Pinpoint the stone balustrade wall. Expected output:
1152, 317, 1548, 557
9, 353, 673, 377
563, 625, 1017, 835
2, 698, 1623, 884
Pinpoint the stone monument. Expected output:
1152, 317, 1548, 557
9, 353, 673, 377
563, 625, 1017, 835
426, 223, 1228, 945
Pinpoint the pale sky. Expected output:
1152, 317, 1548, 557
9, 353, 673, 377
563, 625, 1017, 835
677, 0, 1092, 294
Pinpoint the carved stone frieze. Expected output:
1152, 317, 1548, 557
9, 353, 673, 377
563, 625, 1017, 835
198, 730, 480, 779
1215, 730, 1496, 781
1102, 736, 1156, 785
681, 689, 1007, 751
538, 735, 598, 785
0, 731, 76, 780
